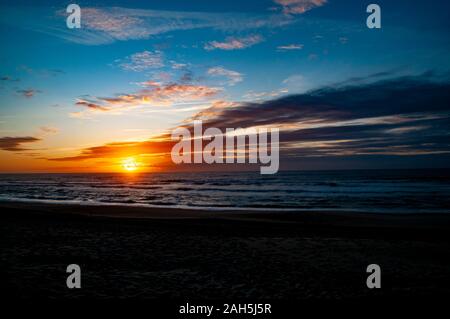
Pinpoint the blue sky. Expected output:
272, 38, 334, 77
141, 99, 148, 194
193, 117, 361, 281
0, 0, 450, 172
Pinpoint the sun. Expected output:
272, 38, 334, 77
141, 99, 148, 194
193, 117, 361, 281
122, 157, 138, 172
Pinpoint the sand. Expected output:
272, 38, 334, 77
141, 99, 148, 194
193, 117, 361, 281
1, 201, 450, 300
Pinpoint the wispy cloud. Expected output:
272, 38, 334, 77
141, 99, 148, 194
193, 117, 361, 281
277, 44, 304, 51
75, 100, 110, 112
274, 0, 327, 15
39, 126, 59, 134
16, 65, 65, 77
170, 61, 188, 70
204, 35, 263, 51
117, 50, 164, 72
17, 89, 41, 98
81, 8, 148, 41
72, 83, 221, 117
207, 67, 243, 86
339, 37, 348, 44
243, 89, 289, 101
1, 75, 20, 82
384, 126, 429, 135
282, 74, 309, 92
39, 69, 66, 77
0, 7, 292, 45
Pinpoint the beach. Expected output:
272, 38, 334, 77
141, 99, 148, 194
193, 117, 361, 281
2, 200, 450, 300
2, 0, 450, 309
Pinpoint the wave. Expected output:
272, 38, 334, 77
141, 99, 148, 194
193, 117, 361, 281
1, 170, 450, 213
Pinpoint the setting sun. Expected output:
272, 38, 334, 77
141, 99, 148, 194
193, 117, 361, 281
122, 157, 138, 172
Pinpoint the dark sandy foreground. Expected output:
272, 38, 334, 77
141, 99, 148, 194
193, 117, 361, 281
1, 201, 450, 300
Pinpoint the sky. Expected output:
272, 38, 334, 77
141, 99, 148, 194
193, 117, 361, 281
0, 0, 450, 172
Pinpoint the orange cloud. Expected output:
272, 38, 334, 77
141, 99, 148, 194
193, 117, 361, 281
48, 135, 176, 172
73, 83, 221, 116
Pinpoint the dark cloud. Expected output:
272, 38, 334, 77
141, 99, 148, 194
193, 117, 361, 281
180, 70, 194, 83
1, 75, 20, 82
197, 73, 450, 130
76, 100, 110, 111
190, 72, 450, 160
0, 136, 41, 151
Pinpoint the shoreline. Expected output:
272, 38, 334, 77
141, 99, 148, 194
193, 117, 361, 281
3, 199, 450, 219
2, 200, 450, 239
1, 197, 449, 214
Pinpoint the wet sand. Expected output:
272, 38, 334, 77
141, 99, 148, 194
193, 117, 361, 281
1, 201, 450, 299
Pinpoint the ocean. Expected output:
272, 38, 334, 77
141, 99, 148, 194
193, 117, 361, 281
1, 169, 450, 213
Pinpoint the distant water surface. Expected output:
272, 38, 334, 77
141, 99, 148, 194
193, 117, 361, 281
1, 170, 450, 213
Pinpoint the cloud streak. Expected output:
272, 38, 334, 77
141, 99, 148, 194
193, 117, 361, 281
72, 83, 221, 117
274, 0, 327, 15
277, 44, 304, 51
204, 35, 263, 51
17, 89, 41, 98
117, 50, 164, 72
207, 67, 243, 86
4, 7, 292, 45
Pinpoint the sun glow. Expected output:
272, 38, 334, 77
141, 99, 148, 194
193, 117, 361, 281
122, 157, 138, 172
